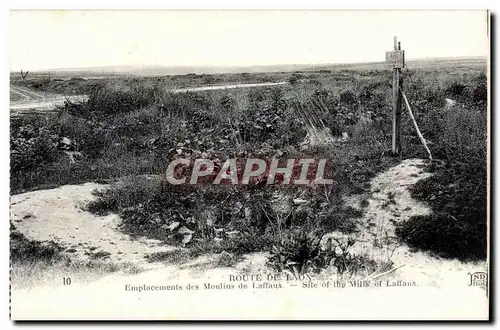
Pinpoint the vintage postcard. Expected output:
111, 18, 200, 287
9, 10, 490, 320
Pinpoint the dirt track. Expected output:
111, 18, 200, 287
10, 85, 87, 116
11, 85, 45, 99
10, 182, 175, 268
337, 159, 486, 288
10, 159, 488, 319
172, 81, 288, 93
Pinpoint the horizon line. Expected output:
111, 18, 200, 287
10, 55, 487, 73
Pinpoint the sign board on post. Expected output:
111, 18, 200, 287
385, 50, 405, 69
388, 37, 404, 156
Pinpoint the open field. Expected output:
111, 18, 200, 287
10, 58, 488, 292
10, 56, 486, 96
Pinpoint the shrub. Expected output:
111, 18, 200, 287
64, 84, 161, 120
288, 73, 302, 85
267, 229, 327, 276
10, 121, 61, 176
396, 213, 486, 261
445, 82, 466, 97
339, 89, 357, 104
266, 231, 370, 277
87, 176, 276, 247
216, 251, 240, 267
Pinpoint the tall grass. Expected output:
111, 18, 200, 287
10, 224, 140, 289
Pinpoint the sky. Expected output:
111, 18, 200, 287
9, 10, 489, 71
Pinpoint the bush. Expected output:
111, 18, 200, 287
339, 89, 357, 104
267, 229, 328, 276
266, 231, 373, 277
10, 123, 60, 175
87, 176, 277, 246
445, 82, 466, 97
396, 213, 486, 261
64, 84, 161, 120
288, 73, 302, 85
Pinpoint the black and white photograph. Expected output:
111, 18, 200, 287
8, 9, 490, 320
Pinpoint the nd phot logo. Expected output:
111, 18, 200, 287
467, 271, 488, 291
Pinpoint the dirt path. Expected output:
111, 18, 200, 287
338, 158, 487, 288
10, 87, 32, 100
10, 182, 175, 268
10, 96, 87, 113
172, 81, 288, 93
10, 85, 88, 117
11, 85, 45, 99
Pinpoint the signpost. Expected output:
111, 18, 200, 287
386, 36, 405, 155
385, 50, 405, 69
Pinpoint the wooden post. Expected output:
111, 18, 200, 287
391, 37, 403, 155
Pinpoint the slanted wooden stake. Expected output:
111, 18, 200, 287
401, 89, 433, 160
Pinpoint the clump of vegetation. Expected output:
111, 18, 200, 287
145, 249, 193, 264
10, 223, 139, 289
64, 84, 161, 120
216, 251, 240, 268
10, 122, 61, 178
10, 223, 64, 264
266, 232, 380, 278
267, 230, 331, 276
288, 73, 302, 85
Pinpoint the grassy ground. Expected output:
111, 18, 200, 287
10, 223, 141, 289
10, 66, 488, 276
